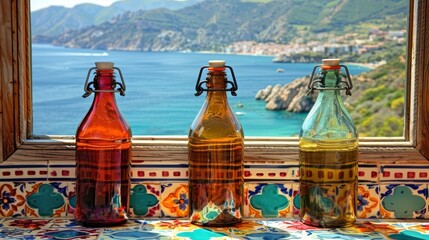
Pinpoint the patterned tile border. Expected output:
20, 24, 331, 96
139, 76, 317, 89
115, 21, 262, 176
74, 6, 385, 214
2, 163, 429, 220
0, 162, 48, 181
1, 163, 428, 183
380, 165, 429, 182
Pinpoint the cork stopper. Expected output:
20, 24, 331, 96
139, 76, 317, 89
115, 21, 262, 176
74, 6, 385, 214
208, 60, 226, 68
95, 62, 114, 70
322, 59, 340, 66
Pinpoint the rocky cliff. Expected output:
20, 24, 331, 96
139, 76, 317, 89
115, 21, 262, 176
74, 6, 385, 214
255, 55, 406, 137
255, 76, 317, 113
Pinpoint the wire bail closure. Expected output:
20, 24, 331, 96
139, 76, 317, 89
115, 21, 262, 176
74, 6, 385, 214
194, 66, 238, 97
82, 67, 126, 98
307, 65, 353, 96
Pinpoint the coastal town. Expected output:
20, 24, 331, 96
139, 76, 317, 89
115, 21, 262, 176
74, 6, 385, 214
224, 28, 407, 64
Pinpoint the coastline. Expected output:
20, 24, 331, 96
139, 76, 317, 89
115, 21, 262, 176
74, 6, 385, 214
34, 44, 382, 71
343, 61, 386, 70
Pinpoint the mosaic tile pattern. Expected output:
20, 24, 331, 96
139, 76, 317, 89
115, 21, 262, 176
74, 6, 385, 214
291, 183, 301, 218
380, 184, 428, 219
67, 182, 76, 217
129, 183, 161, 218
3, 162, 429, 221
25, 182, 68, 218
0, 182, 26, 218
246, 183, 293, 218
160, 182, 189, 218
357, 184, 380, 219
2, 219, 429, 239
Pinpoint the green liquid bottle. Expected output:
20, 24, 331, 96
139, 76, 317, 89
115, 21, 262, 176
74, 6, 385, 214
299, 59, 358, 227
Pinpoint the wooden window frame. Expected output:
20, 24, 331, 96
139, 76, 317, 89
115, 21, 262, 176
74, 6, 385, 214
1, 0, 428, 164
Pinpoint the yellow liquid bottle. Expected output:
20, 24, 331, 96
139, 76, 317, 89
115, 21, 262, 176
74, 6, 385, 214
299, 59, 358, 227
188, 60, 244, 226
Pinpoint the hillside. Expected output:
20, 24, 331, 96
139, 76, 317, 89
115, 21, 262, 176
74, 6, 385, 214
255, 52, 406, 137
36, 0, 408, 52
31, 0, 204, 38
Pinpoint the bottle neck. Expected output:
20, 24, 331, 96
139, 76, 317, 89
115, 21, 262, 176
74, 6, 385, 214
317, 69, 341, 97
92, 70, 118, 108
321, 69, 340, 88
205, 69, 228, 103
95, 69, 115, 91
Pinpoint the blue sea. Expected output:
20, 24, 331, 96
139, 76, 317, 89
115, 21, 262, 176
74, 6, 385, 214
32, 44, 369, 136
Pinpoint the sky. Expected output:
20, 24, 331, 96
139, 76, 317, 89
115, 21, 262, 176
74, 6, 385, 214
30, 0, 122, 12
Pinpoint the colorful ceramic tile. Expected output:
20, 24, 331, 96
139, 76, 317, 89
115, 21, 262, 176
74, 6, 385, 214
152, 219, 196, 231
129, 183, 161, 218
380, 184, 427, 219
1, 218, 52, 229
48, 160, 76, 181
0, 182, 26, 218
245, 162, 299, 181
387, 230, 429, 239
0, 227, 35, 239
263, 219, 321, 232
380, 165, 429, 182
160, 182, 189, 218
402, 221, 429, 234
175, 227, 230, 240
357, 184, 380, 218
25, 182, 68, 218
246, 183, 293, 218
130, 162, 188, 182
48, 218, 80, 228
357, 164, 379, 182
67, 182, 76, 217
0, 161, 48, 182
98, 222, 172, 240
291, 183, 300, 218
35, 227, 100, 239
305, 227, 388, 239
229, 220, 303, 239
356, 220, 405, 236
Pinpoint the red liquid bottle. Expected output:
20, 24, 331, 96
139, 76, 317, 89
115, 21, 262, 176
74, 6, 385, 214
188, 60, 244, 226
75, 62, 132, 227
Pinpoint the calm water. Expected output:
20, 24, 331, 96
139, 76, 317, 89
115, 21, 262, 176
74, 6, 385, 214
32, 44, 368, 136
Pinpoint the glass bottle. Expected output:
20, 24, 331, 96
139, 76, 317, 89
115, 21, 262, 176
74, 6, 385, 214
75, 62, 131, 227
188, 60, 244, 226
299, 59, 358, 227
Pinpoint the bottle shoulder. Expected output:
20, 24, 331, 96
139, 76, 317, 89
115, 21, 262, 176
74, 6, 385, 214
189, 110, 243, 140
300, 94, 357, 140
76, 108, 131, 140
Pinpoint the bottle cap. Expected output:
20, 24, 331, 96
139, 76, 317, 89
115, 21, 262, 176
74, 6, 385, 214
208, 60, 226, 68
322, 59, 340, 66
95, 62, 114, 70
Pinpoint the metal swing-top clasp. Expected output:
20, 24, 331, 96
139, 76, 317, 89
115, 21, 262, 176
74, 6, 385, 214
82, 65, 126, 98
194, 65, 238, 97
307, 63, 353, 96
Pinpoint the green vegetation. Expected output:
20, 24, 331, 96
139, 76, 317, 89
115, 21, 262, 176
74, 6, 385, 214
346, 53, 406, 137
